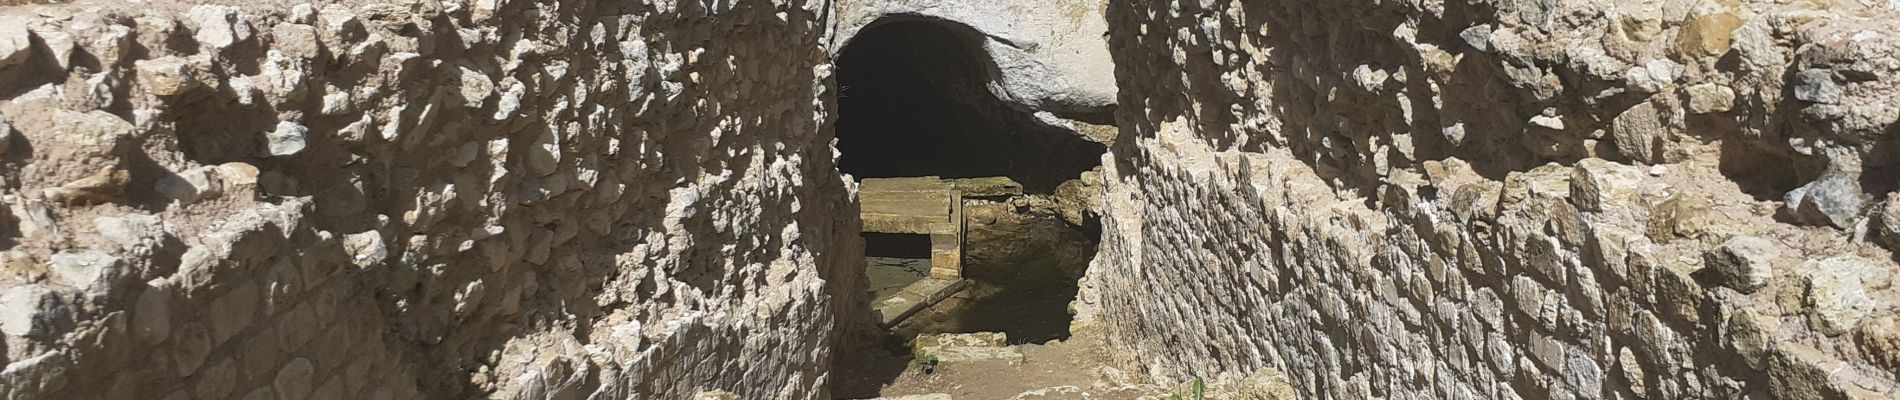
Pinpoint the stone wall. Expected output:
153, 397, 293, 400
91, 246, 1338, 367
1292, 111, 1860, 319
0, 0, 863, 399
1085, 0, 1900, 398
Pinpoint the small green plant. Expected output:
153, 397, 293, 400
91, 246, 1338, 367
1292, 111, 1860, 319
917, 355, 939, 374
1169, 377, 1206, 400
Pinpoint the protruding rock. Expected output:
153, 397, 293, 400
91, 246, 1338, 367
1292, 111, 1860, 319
1675, 6, 1742, 58
50, 251, 127, 292
188, 5, 253, 52
93, 214, 170, 255
1569, 158, 1646, 212
1783, 173, 1867, 229
1859, 316, 1900, 371
0, 285, 59, 337
1702, 236, 1779, 293
1877, 196, 1900, 252
1684, 83, 1735, 114
216, 162, 260, 189
458, 65, 495, 107
264, 121, 309, 156
0, 119, 13, 154
1801, 256, 1893, 335
0, 20, 33, 69
344, 230, 388, 268
1611, 100, 1672, 163
271, 23, 322, 60
154, 166, 224, 205
133, 279, 174, 345
1647, 192, 1708, 241
1793, 69, 1842, 104
47, 166, 131, 205
135, 56, 205, 97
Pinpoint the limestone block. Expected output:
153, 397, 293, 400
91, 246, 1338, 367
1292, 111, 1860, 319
1857, 316, 1900, 371
154, 166, 224, 205
1702, 236, 1778, 293
0, 285, 60, 337
135, 56, 206, 97
0, 20, 32, 69
50, 251, 127, 293
188, 5, 252, 52
1801, 256, 1892, 335
912, 332, 1022, 363
1683, 83, 1735, 114
1874, 196, 1900, 251
1675, 6, 1742, 58
1611, 101, 1673, 164
1, 351, 72, 397
264, 121, 310, 157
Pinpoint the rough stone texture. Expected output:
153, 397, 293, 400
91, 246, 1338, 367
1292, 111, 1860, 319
831, 0, 1117, 121
1085, 0, 1900, 398
0, 1, 866, 399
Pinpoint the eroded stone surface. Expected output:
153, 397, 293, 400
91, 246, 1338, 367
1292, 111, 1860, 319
0, 1, 865, 399
1084, 0, 1900, 398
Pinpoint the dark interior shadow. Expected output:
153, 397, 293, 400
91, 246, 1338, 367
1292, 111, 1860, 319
833, 17, 1106, 194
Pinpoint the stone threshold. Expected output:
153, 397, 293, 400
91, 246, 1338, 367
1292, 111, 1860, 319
875, 277, 969, 327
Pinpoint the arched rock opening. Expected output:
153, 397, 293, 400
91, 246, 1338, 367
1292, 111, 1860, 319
834, 19, 1105, 194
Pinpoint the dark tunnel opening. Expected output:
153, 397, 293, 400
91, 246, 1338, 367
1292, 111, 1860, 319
832, 18, 1110, 397
834, 19, 1106, 194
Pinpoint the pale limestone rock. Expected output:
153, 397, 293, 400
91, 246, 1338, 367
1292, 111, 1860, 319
33, 29, 75, 70
1611, 101, 1671, 163
93, 214, 169, 255
135, 56, 205, 97
0, 119, 12, 154
271, 23, 321, 60
189, 5, 252, 52
265, 121, 309, 157
1802, 256, 1892, 335
912, 332, 1023, 363
1, 351, 71, 397
1676, 6, 1742, 58
1684, 83, 1735, 114
154, 166, 224, 205
458, 65, 495, 107
50, 251, 125, 292
216, 162, 261, 188
831, 0, 1116, 116
0, 285, 58, 337
1702, 236, 1779, 293
1858, 316, 1900, 371
0, 21, 31, 69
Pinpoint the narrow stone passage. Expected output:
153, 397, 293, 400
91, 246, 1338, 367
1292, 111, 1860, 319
828, 15, 1129, 400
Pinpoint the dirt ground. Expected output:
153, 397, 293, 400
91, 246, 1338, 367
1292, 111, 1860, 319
832, 329, 1157, 399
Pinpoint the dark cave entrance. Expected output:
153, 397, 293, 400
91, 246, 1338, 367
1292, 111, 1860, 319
834, 19, 1105, 194
831, 17, 1110, 396
832, 19, 1106, 395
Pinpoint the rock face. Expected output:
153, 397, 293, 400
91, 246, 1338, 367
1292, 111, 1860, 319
1085, 0, 1900, 398
0, 1, 864, 399
831, 0, 1118, 122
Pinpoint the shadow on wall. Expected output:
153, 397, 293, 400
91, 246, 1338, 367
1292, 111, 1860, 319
833, 17, 1105, 194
